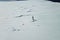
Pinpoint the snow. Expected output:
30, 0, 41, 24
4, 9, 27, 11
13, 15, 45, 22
0, 0, 60, 40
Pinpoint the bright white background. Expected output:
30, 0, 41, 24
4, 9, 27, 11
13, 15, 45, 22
0, 0, 60, 40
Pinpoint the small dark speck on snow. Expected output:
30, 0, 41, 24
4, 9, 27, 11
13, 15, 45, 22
16, 15, 23, 18
12, 29, 16, 31
22, 24, 24, 25
17, 29, 20, 31
32, 16, 37, 22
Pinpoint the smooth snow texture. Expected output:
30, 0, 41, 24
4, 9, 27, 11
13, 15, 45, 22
0, 1, 60, 40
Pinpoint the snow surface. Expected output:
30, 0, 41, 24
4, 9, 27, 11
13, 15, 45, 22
0, 0, 60, 40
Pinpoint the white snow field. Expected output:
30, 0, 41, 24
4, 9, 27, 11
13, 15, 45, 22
0, 0, 60, 40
